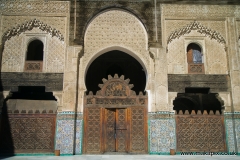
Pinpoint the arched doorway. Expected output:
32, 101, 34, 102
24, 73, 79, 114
85, 50, 146, 95
83, 50, 148, 154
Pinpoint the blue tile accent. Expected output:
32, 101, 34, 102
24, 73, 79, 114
225, 118, 236, 152
224, 112, 240, 154
75, 120, 83, 155
235, 119, 240, 153
148, 113, 176, 154
56, 119, 74, 154
55, 112, 83, 155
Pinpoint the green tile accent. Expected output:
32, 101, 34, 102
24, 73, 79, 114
12, 153, 54, 156
59, 154, 74, 156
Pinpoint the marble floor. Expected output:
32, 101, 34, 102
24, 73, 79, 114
0, 155, 239, 160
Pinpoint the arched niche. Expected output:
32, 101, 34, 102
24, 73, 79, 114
85, 50, 146, 95
26, 39, 44, 61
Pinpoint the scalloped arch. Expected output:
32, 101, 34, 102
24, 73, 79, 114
167, 21, 226, 45
2, 19, 64, 44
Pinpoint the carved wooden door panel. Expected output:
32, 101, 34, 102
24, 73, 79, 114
105, 108, 116, 152
129, 107, 148, 153
116, 108, 127, 152
105, 108, 127, 152
83, 107, 103, 154
84, 74, 148, 154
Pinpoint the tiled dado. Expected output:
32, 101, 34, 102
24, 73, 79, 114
224, 112, 240, 154
148, 112, 176, 155
55, 112, 83, 155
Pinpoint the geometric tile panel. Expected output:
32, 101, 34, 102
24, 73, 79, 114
75, 120, 83, 155
225, 118, 236, 152
149, 114, 176, 154
55, 119, 74, 154
55, 112, 83, 155
235, 119, 240, 153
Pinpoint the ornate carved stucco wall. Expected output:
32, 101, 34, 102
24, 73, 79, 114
0, 0, 70, 73
76, 9, 153, 112
83, 10, 149, 71
0, 1, 70, 122
162, 4, 240, 153
167, 29, 228, 74
2, 27, 65, 73
161, 4, 240, 111
69, 0, 155, 46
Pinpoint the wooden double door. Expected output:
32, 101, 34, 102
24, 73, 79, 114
83, 106, 148, 154
104, 108, 127, 152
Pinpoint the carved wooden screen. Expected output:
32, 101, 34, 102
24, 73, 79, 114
83, 107, 103, 154
104, 108, 128, 152
129, 106, 148, 153
0, 114, 56, 153
176, 113, 226, 152
116, 108, 128, 152
83, 74, 148, 154
105, 108, 116, 152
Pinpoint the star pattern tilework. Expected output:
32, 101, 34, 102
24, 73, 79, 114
225, 118, 236, 152
149, 117, 176, 154
55, 113, 83, 155
235, 119, 240, 153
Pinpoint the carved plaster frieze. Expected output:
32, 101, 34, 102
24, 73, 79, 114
84, 10, 149, 70
162, 4, 240, 18
0, 1, 69, 15
167, 21, 226, 45
97, 74, 136, 97
2, 27, 65, 73
2, 19, 64, 44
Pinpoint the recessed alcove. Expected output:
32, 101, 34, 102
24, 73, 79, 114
26, 40, 44, 61
173, 87, 224, 114
85, 50, 146, 95
9, 86, 56, 101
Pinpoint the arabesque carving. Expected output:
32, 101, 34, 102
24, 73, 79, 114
97, 74, 135, 97
0, 114, 56, 153
162, 4, 240, 19
2, 19, 64, 44
2, 27, 65, 73
85, 74, 147, 107
167, 21, 226, 44
176, 115, 226, 152
0, 1, 69, 15
84, 74, 148, 153
83, 10, 149, 71
105, 82, 127, 96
